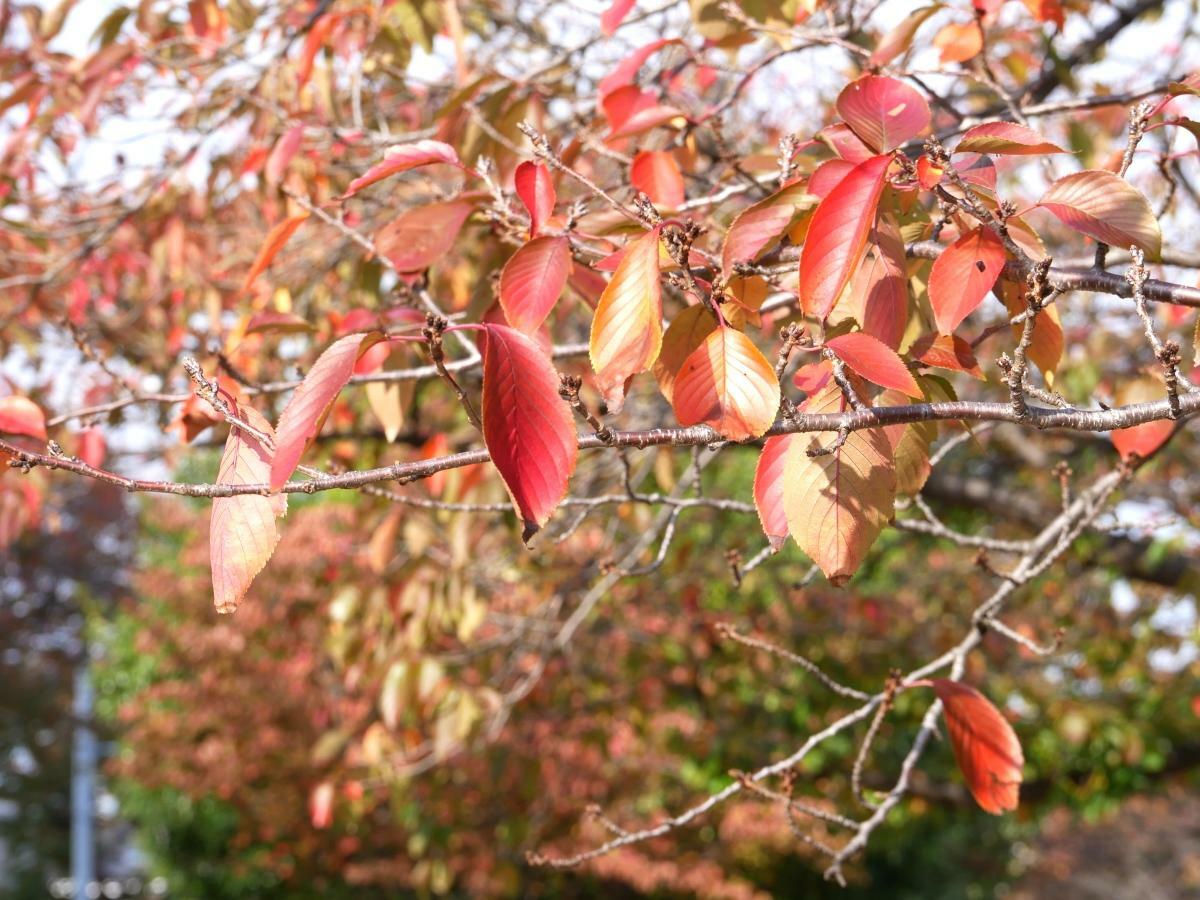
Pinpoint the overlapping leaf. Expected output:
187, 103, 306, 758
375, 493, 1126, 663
826, 332, 921, 397
753, 433, 795, 551
499, 235, 571, 334
672, 324, 779, 441
374, 199, 474, 272
928, 226, 1006, 334
721, 181, 817, 276
342, 140, 470, 198
929, 679, 1024, 815
514, 161, 556, 236
836, 75, 931, 153
630, 150, 685, 208
955, 122, 1066, 155
1038, 169, 1162, 257
652, 305, 717, 404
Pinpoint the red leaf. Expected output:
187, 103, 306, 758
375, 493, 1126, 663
242, 213, 308, 291
837, 75, 931, 153
265, 125, 303, 186
630, 150, 685, 208
928, 226, 1006, 334
910, 333, 985, 379
1111, 375, 1174, 461
807, 158, 856, 199
0, 396, 47, 440
598, 39, 677, 98
374, 199, 474, 272
652, 305, 717, 404
955, 122, 1067, 156
672, 325, 780, 441
826, 332, 921, 398
816, 123, 875, 163
211, 404, 287, 613
77, 427, 106, 468
1038, 169, 1161, 258
514, 161, 556, 237
480, 324, 578, 542
342, 140, 469, 199
754, 433, 795, 551
270, 332, 384, 489
929, 679, 1024, 815
799, 154, 893, 320
498, 235, 572, 335
721, 181, 816, 277
600, 0, 636, 35
297, 12, 337, 88
848, 217, 908, 350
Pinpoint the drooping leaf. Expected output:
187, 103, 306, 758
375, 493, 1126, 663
600, 0, 636, 35
514, 160, 556, 236
870, 4, 942, 66
630, 150, 685, 208
833, 216, 908, 349
479, 323, 579, 542
589, 228, 663, 412
800, 153, 893, 320
928, 226, 1007, 334
211, 405, 286, 613
910, 333, 985, 379
1038, 169, 1162, 257
265, 124, 302, 186
929, 679, 1024, 815
597, 38, 677, 98
341, 140, 469, 198
242, 213, 308, 291
652, 304, 718, 404
672, 324, 780, 441
955, 122, 1067, 155
721, 181, 817, 277
270, 332, 384, 489
836, 75, 931, 153
754, 433, 795, 551
374, 199, 474, 272
498, 235, 571, 334
0, 396, 48, 440
1110, 375, 1174, 461
783, 379, 895, 585
825, 331, 921, 398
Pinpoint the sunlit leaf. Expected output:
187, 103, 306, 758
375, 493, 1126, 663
929, 679, 1024, 815
0, 396, 48, 440
374, 200, 474, 272
955, 122, 1067, 155
1038, 169, 1161, 257
754, 433, 795, 551
1110, 375, 1174, 461
652, 304, 718, 404
836, 75, 931, 153
630, 150, 685, 208
342, 140, 470, 199
928, 226, 1007, 334
499, 235, 571, 334
514, 161, 556, 237
721, 181, 817, 277
672, 324, 779, 441
242, 213, 308, 292
826, 331, 921, 398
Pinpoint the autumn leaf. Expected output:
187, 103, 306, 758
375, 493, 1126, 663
672, 324, 779, 441
954, 122, 1067, 155
341, 140, 470, 199
825, 332, 921, 398
836, 75, 931, 153
928, 226, 1007, 334
783, 379, 895, 584
514, 161, 556, 237
1000, 281, 1063, 381
600, 0, 636, 35
265, 125, 302, 186
652, 304, 717, 404
1110, 375, 1174, 461
0, 396, 48, 440
878, 388, 936, 495
242, 213, 308, 292
597, 38, 678, 98
910, 333, 985, 379
934, 20, 982, 63
721, 181, 817, 277
753, 433, 795, 551
270, 332, 384, 489
374, 199, 474, 272
589, 228, 664, 412
479, 323, 578, 542
870, 5, 942, 66
929, 679, 1024, 815
1038, 169, 1162, 258
799, 154, 893, 320
211, 404, 286, 613
498, 235, 571, 334
630, 150, 685, 208
77, 427, 107, 468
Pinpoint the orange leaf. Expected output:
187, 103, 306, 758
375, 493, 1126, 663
652, 305, 718, 404
928, 226, 1006, 334
1110, 375, 1174, 461
721, 181, 817, 277
910, 333, 985, 379
374, 199, 474, 272
270, 332, 384, 489
630, 150, 685, 208
1000, 281, 1063, 380
672, 324, 780, 441
265, 124, 303, 186
514, 161, 556, 237
1038, 169, 1161, 258
799, 154, 892, 320
826, 331, 921, 398
878, 388, 936, 495
933, 21, 982, 63
0, 396, 47, 440
480, 324, 578, 542
754, 433, 795, 551
211, 404, 287, 613
498, 235, 571, 334
929, 679, 1024, 815
783, 379, 895, 584
589, 229, 664, 412
870, 4, 942, 66
242, 213, 308, 292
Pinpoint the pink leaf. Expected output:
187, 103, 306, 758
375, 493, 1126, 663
77, 427, 106, 468
928, 226, 1007, 334
955, 122, 1067, 156
480, 324, 579, 542
0, 396, 47, 440
374, 199, 474, 272
341, 140, 470, 199
1038, 169, 1162, 258
837, 75, 931, 153
825, 332, 921, 398
754, 433, 795, 551
265, 125, 303, 186
270, 332, 384, 489
600, 0, 636, 35
498, 235, 572, 335
514, 161, 556, 237
598, 39, 677, 98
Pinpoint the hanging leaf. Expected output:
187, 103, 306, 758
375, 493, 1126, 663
910, 333, 985, 379
652, 304, 718, 404
630, 150, 685, 208
498, 235, 571, 334
833, 217, 908, 350
242, 213, 308, 291
721, 181, 817, 277
1110, 375, 1174, 461
77, 427, 107, 469
341, 140, 470, 199
783, 379, 895, 584
1038, 169, 1162, 257
929, 679, 1024, 815
374, 199, 474, 272
672, 324, 780, 441
870, 4, 942, 66
955, 122, 1067, 155
825, 332, 921, 398
754, 433, 795, 551
800, 154, 893, 320
211, 405, 287, 613
0, 396, 48, 440
928, 226, 1007, 334
836, 75, 931, 153
270, 332, 384, 489
514, 160, 556, 237
479, 323, 578, 542
589, 229, 664, 412
265, 124, 303, 186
